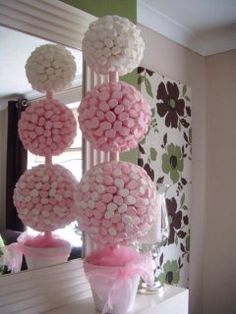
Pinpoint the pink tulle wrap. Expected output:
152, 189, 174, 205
0, 243, 23, 273
0, 232, 71, 273
84, 246, 153, 314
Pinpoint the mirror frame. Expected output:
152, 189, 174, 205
0, 0, 95, 50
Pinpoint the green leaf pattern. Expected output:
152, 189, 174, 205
150, 147, 157, 161
158, 260, 180, 285
144, 77, 153, 98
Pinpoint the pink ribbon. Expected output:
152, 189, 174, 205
0, 243, 23, 273
84, 253, 153, 314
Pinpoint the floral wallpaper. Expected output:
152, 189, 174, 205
137, 67, 192, 288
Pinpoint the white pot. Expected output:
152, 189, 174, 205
92, 277, 139, 314
21, 241, 71, 270
85, 262, 140, 314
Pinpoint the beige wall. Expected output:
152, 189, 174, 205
140, 24, 236, 314
139, 25, 207, 314
204, 50, 236, 314
0, 108, 8, 231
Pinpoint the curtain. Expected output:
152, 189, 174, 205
6, 99, 28, 231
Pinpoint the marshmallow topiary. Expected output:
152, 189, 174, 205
25, 44, 76, 93
13, 164, 78, 232
18, 98, 77, 156
78, 81, 150, 152
76, 161, 158, 245
82, 15, 145, 76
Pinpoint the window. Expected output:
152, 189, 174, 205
27, 102, 82, 181
26, 102, 83, 247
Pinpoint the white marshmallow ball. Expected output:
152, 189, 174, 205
82, 15, 145, 76
25, 44, 76, 93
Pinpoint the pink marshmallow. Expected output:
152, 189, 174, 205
96, 201, 106, 212
105, 111, 116, 123
113, 195, 124, 206
106, 186, 117, 194
101, 193, 113, 203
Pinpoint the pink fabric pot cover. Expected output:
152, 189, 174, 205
0, 232, 71, 272
84, 245, 153, 314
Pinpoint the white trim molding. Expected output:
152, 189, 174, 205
137, 0, 236, 56
0, 0, 95, 50
137, 0, 205, 55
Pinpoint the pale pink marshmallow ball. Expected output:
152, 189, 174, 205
18, 99, 76, 156
13, 164, 78, 232
76, 161, 158, 245
78, 82, 150, 152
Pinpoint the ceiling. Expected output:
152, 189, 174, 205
1, 0, 235, 103
138, 0, 236, 55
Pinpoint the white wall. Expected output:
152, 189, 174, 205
204, 50, 236, 314
139, 25, 207, 314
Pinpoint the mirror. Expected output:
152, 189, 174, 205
0, 0, 96, 274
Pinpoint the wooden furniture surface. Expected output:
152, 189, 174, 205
0, 258, 188, 314
44, 285, 188, 314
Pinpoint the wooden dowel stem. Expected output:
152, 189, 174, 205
109, 71, 119, 83
110, 152, 119, 161
45, 155, 52, 165
46, 91, 53, 99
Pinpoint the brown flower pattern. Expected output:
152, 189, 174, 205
143, 163, 154, 181
166, 197, 182, 244
156, 81, 185, 128
137, 67, 154, 76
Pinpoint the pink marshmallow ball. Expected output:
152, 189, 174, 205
13, 164, 78, 232
76, 161, 158, 245
18, 99, 77, 156
78, 82, 150, 152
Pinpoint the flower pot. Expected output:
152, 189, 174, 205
94, 271, 139, 313
21, 242, 71, 270
18, 232, 71, 270
83, 246, 151, 314
85, 262, 139, 314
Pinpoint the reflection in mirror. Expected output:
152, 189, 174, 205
0, 26, 84, 275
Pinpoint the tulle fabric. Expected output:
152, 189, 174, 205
0, 232, 71, 273
0, 243, 23, 273
84, 246, 153, 314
